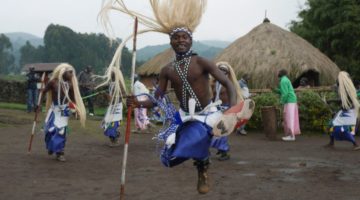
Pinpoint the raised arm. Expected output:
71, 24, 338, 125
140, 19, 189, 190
199, 58, 236, 106
128, 65, 169, 108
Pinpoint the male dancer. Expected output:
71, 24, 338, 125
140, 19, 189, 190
129, 29, 236, 194
102, 68, 126, 146
211, 62, 243, 161
42, 64, 86, 161
100, 0, 245, 194
325, 71, 360, 150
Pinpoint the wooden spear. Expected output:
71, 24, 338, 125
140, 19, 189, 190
27, 72, 46, 153
120, 17, 138, 200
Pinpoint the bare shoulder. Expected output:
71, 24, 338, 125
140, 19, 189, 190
194, 55, 217, 70
195, 55, 210, 64
160, 62, 174, 76
44, 78, 57, 92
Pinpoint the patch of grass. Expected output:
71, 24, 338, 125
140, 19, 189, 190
0, 123, 9, 128
94, 107, 107, 116
0, 74, 26, 81
0, 102, 109, 116
124, 78, 132, 92
0, 102, 26, 110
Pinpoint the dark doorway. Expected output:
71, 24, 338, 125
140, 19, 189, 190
293, 70, 320, 88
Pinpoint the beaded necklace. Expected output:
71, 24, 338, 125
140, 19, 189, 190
173, 53, 203, 112
57, 80, 70, 110
175, 49, 193, 60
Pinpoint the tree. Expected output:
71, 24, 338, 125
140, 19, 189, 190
43, 24, 82, 65
290, 0, 360, 80
0, 34, 14, 74
41, 24, 134, 77
16, 24, 134, 77
20, 41, 44, 67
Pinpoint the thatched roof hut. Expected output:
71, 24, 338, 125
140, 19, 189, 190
137, 19, 340, 89
22, 63, 64, 73
215, 19, 340, 88
137, 48, 175, 87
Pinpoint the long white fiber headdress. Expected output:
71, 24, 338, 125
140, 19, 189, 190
97, 0, 207, 106
216, 61, 244, 103
100, 0, 207, 36
45, 63, 86, 127
337, 71, 360, 113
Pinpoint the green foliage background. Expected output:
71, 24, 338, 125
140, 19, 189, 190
290, 0, 360, 80
0, 34, 14, 74
247, 91, 338, 133
18, 24, 138, 77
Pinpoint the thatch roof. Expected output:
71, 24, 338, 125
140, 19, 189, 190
23, 63, 64, 73
137, 48, 175, 76
214, 21, 340, 88
137, 21, 340, 89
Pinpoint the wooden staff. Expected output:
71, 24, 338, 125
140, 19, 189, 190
27, 72, 46, 153
120, 17, 138, 200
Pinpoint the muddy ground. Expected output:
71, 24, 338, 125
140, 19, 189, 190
0, 108, 360, 200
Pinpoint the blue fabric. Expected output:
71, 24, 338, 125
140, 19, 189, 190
211, 136, 230, 152
161, 121, 212, 167
27, 88, 38, 112
150, 107, 163, 122
104, 121, 120, 139
44, 111, 67, 153
238, 79, 248, 89
331, 126, 356, 143
26, 72, 38, 89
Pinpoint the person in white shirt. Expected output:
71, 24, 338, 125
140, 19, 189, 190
237, 74, 251, 135
133, 75, 150, 132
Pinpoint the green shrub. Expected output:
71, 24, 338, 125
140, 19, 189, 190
297, 91, 333, 132
247, 93, 280, 129
247, 90, 337, 133
0, 74, 26, 82
0, 102, 26, 110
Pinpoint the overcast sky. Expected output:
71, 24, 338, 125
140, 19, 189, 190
0, 0, 307, 48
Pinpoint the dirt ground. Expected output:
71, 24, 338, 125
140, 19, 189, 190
1, 108, 360, 200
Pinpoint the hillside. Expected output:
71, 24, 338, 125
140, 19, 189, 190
137, 40, 230, 62
4, 32, 44, 68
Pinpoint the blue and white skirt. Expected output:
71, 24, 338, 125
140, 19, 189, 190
44, 105, 69, 153
210, 136, 230, 152
102, 103, 123, 139
103, 121, 120, 139
330, 109, 357, 143
161, 121, 212, 167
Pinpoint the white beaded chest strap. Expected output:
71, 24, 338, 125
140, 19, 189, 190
173, 55, 203, 112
